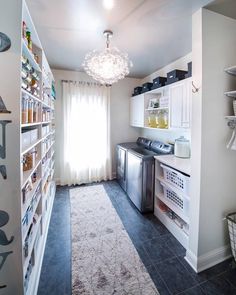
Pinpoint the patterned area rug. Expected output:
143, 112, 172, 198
70, 184, 159, 295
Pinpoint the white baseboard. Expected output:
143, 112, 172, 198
55, 174, 117, 186
185, 249, 198, 272
185, 244, 232, 273
55, 178, 61, 185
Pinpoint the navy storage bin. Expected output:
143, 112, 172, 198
151, 77, 167, 90
166, 69, 188, 85
141, 82, 153, 93
133, 86, 142, 96
185, 62, 192, 78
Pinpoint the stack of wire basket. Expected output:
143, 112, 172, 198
226, 212, 236, 262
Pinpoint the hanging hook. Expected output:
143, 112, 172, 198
192, 81, 199, 93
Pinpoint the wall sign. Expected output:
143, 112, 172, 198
0, 33, 11, 52
0, 210, 14, 289
0, 97, 11, 114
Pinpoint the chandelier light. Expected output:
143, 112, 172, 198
83, 30, 133, 85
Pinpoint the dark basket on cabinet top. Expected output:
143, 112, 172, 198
141, 82, 153, 93
165, 69, 188, 85
185, 62, 192, 78
132, 86, 142, 96
151, 77, 167, 90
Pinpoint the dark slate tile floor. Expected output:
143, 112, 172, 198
38, 180, 236, 295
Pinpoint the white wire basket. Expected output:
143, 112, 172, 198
161, 164, 190, 195
226, 212, 236, 262
160, 181, 189, 216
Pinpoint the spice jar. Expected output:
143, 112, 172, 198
21, 80, 28, 90
33, 101, 38, 122
158, 110, 167, 129
21, 68, 28, 80
28, 99, 33, 123
148, 113, 157, 128
26, 30, 32, 52
22, 55, 27, 67
22, 97, 28, 124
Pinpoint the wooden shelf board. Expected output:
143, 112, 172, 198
224, 91, 236, 98
21, 89, 41, 103
154, 205, 189, 249
41, 100, 53, 109
225, 66, 236, 76
23, 215, 42, 275
42, 142, 54, 159
25, 184, 55, 295
22, 178, 41, 216
143, 126, 169, 130
21, 122, 41, 128
22, 159, 41, 189
155, 193, 189, 224
41, 132, 52, 142
145, 107, 168, 111
22, 193, 42, 242
225, 116, 236, 120
22, 39, 42, 73
156, 176, 190, 200
21, 138, 42, 155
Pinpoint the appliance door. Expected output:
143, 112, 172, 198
116, 146, 127, 191
127, 151, 143, 211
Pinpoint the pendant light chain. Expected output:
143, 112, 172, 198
82, 30, 133, 85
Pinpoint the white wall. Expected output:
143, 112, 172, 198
139, 54, 192, 143
52, 69, 140, 181
140, 53, 192, 84
187, 8, 236, 272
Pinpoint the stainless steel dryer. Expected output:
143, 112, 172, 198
127, 141, 173, 213
116, 137, 150, 192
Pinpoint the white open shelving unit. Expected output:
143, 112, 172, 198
154, 156, 191, 250
0, 1, 56, 294
224, 66, 236, 124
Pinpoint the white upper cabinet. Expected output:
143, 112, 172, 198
129, 78, 192, 130
130, 94, 144, 127
169, 78, 192, 129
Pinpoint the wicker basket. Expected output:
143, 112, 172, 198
226, 212, 236, 262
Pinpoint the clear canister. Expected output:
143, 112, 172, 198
28, 99, 34, 123
33, 101, 38, 122
22, 96, 28, 124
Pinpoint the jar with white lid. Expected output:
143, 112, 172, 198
174, 136, 190, 158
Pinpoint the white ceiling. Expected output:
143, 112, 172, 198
206, 0, 236, 20
26, 0, 214, 78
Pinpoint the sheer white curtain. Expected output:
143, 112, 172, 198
59, 81, 112, 185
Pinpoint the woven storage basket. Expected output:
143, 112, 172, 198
226, 212, 236, 262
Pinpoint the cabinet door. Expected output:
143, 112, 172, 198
169, 79, 191, 129
169, 82, 184, 128
129, 94, 144, 127
182, 79, 192, 128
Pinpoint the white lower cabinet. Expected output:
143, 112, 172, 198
130, 94, 144, 127
169, 78, 192, 129
154, 155, 191, 249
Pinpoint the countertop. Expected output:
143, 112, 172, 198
154, 154, 191, 175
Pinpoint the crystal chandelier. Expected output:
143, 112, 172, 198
83, 30, 133, 85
